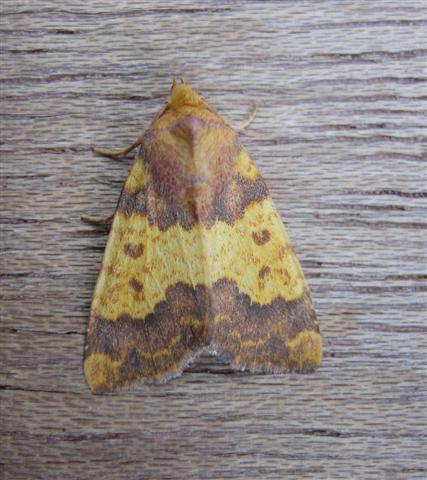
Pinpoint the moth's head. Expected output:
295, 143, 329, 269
151, 80, 222, 130
167, 80, 209, 110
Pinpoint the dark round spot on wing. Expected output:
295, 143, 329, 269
258, 266, 271, 279
252, 229, 270, 245
129, 278, 144, 293
124, 243, 145, 258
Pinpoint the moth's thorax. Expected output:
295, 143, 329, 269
143, 113, 240, 205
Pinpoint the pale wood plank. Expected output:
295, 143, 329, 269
1, 1, 426, 479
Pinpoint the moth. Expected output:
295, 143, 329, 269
83, 81, 322, 392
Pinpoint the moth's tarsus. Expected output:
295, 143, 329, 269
237, 103, 258, 131
91, 146, 125, 159
81, 213, 114, 225
92, 132, 146, 160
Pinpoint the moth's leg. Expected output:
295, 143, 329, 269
236, 104, 257, 131
92, 131, 145, 159
81, 213, 114, 225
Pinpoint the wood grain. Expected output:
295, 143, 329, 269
1, 1, 426, 479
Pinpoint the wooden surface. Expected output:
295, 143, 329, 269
1, 1, 426, 479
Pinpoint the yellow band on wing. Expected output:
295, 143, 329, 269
92, 197, 307, 321
235, 148, 261, 180
124, 158, 151, 193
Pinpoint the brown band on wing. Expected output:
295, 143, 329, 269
209, 279, 319, 371
116, 174, 269, 230
85, 279, 319, 387
210, 279, 317, 338
85, 283, 210, 388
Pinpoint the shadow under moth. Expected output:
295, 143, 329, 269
83, 81, 322, 393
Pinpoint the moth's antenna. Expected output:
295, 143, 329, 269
236, 103, 257, 131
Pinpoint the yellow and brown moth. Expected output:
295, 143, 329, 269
83, 81, 322, 393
